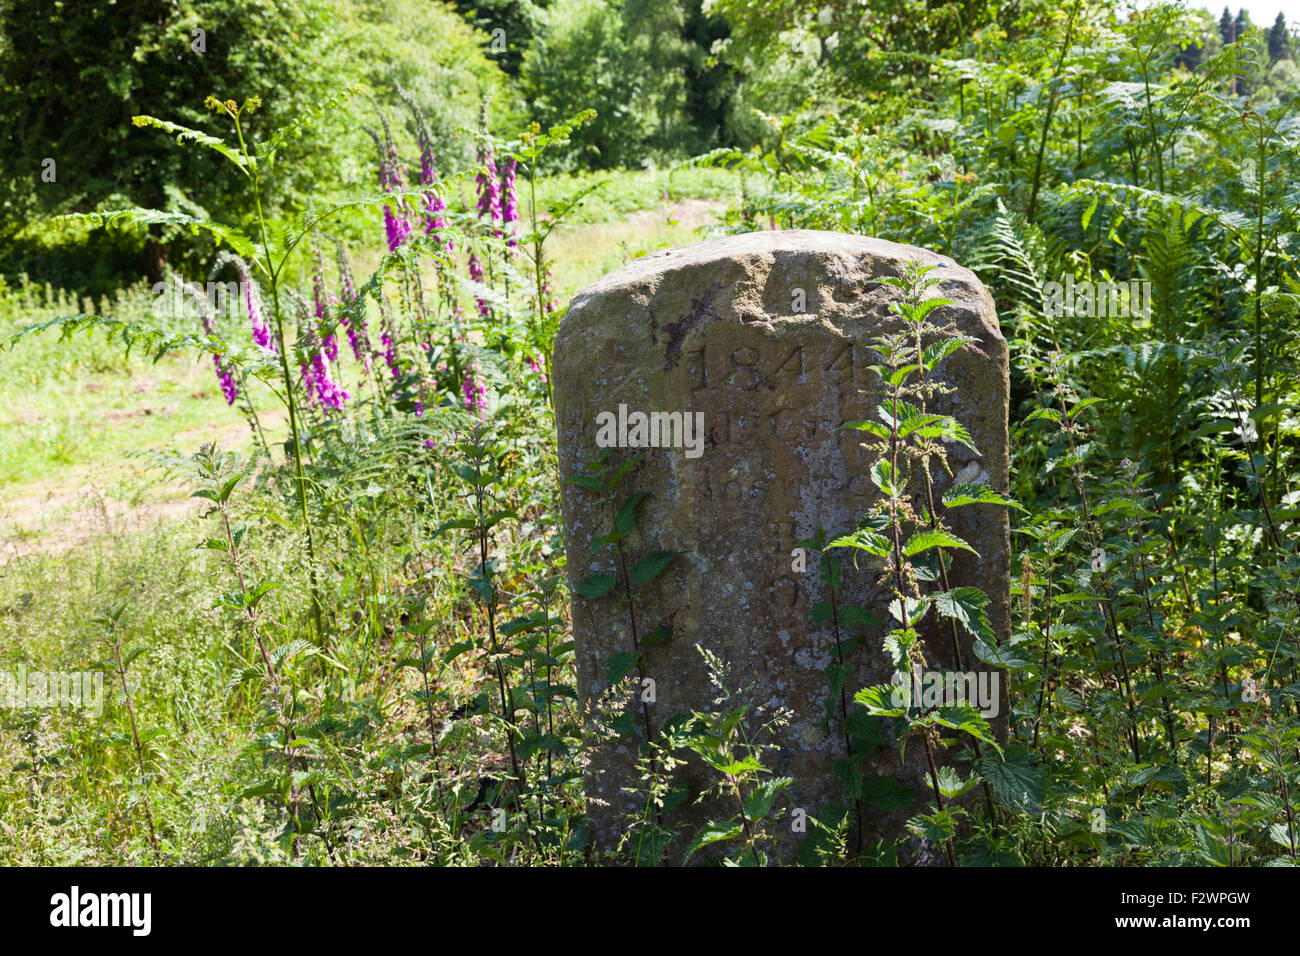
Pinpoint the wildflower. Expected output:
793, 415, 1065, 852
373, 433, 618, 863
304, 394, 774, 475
380, 328, 401, 381
334, 238, 371, 368
501, 157, 518, 253
295, 297, 347, 411
374, 120, 412, 252
214, 354, 239, 405
468, 252, 491, 318
416, 121, 452, 257
303, 349, 349, 411
475, 145, 501, 231
190, 277, 239, 405
540, 268, 559, 316
525, 353, 548, 385
462, 361, 487, 417
211, 252, 273, 352
248, 282, 274, 351
311, 236, 340, 363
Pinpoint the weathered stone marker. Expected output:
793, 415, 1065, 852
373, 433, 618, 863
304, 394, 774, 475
554, 230, 1009, 860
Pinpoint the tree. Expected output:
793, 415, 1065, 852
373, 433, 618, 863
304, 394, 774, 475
449, 0, 542, 77
1220, 6, 1235, 44
1268, 11, 1292, 62
1234, 8, 1250, 43
0, 0, 504, 279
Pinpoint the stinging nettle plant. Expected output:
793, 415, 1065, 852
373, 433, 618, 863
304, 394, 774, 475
828, 261, 1022, 866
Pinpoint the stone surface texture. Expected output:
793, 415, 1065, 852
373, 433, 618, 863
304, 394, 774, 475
554, 230, 1010, 858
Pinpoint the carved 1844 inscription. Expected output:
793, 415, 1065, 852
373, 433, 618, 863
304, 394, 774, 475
553, 230, 1010, 859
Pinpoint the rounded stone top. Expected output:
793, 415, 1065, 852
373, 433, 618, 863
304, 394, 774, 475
568, 229, 966, 299
557, 229, 1000, 360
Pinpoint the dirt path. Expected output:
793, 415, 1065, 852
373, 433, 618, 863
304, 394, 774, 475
1, 416, 267, 562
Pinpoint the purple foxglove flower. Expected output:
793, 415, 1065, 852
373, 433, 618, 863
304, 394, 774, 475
540, 268, 559, 316
377, 130, 412, 252
525, 353, 548, 385
214, 354, 238, 405
211, 252, 273, 351
462, 361, 487, 417
334, 239, 371, 369
501, 158, 518, 253
476, 156, 500, 228
381, 328, 401, 381
191, 276, 240, 405
311, 245, 340, 364
468, 252, 491, 318
248, 284, 274, 351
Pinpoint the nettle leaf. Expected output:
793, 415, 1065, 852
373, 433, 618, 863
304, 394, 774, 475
273, 638, 316, 669
929, 704, 997, 748
942, 482, 1025, 511
879, 399, 922, 429
455, 464, 495, 487
842, 419, 891, 440
607, 456, 642, 490
871, 459, 901, 496
882, 627, 917, 666
1269, 823, 1296, 849
1068, 397, 1104, 419
922, 337, 974, 371
903, 529, 977, 558
937, 765, 981, 800
907, 809, 958, 844
743, 777, 792, 821
245, 581, 279, 607
902, 296, 952, 324
218, 472, 246, 502
898, 412, 952, 439
685, 821, 743, 862
564, 473, 604, 492
838, 604, 878, 628
974, 746, 1044, 812
887, 363, 921, 386
933, 587, 994, 642
224, 665, 265, 695
919, 418, 976, 449
631, 550, 681, 585
1054, 687, 1084, 711
605, 650, 640, 686
833, 757, 864, 798
120, 647, 148, 669
608, 708, 637, 738
197, 536, 229, 552
973, 636, 1034, 668
615, 492, 650, 533
432, 517, 478, 537
640, 625, 672, 648
855, 684, 906, 717
711, 755, 763, 777
575, 573, 617, 600
591, 529, 628, 549
827, 528, 891, 557
888, 595, 931, 626
861, 774, 916, 811
483, 509, 518, 530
